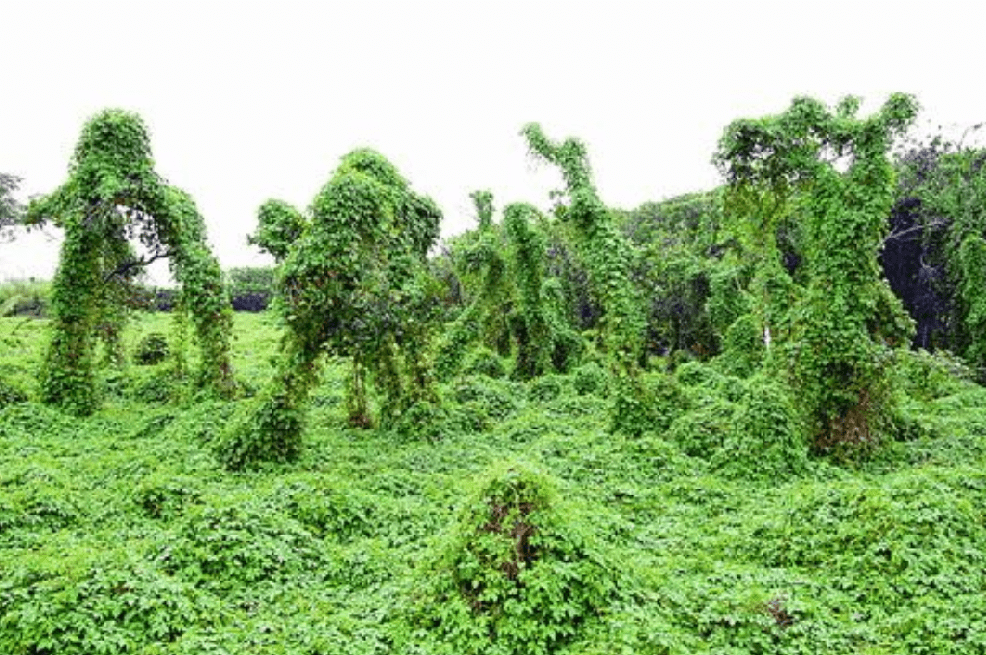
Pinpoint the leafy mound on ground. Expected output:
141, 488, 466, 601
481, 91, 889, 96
405, 460, 621, 655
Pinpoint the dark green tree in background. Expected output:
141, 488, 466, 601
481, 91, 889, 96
887, 130, 986, 374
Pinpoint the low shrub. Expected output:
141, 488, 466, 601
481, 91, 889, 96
0, 378, 28, 407
0, 557, 219, 655
713, 374, 808, 481
404, 460, 621, 655
134, 332, 170, 365
462, 347, 507, 379
572, 361, 608, 396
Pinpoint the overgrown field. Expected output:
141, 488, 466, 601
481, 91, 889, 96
3, 313, 986, 654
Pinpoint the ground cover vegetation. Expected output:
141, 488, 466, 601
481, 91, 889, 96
3, 95, 986, 652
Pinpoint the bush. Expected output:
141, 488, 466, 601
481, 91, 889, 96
0, 378, 28, 407
572, 361, 608, 396
528, 373, 566, 403
462, 346, 507, 379
158, 500, 324, 590
895, 348, 976, 402
0, 557, 218, 655
133, 332, 170, 365
666, 395, 738, 458
217, 391, 304, 470
713, 374, 808, 481
450, 376, 523, 422
404, 460, 621, 654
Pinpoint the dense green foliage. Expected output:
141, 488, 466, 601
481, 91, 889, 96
2, 313, 986, 654
522, 124, 652, 435
886, 130, 986, 375
7, 93, 986, 653
715, 94, 918, 452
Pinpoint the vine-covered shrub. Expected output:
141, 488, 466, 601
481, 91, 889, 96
713, 374, 808, 481
572, 360, 608, 396
894, 348, 976, 402
405, 461, 621, 654
25, 109, 234, 414
133, 332, 170, 365
0, 378, 28, 407
157, 502, 324, 590
0, 558, 218, 655
666, 395, 738, 459
716, 312, 764, 378
528, 373, 566, 403
462, 346, 507, 379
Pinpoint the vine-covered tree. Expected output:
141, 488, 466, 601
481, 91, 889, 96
26, 109, 235, 414
716, 94, 918, 452
433, 191, 513, 379
522, 124, 649, 434
220, 149, 442, 469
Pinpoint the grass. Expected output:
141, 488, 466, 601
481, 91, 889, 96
2, 312, 986, 653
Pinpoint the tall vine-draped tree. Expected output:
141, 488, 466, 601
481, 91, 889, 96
25, 109, 235, 414
434, 193, 580, 380
220, 149, 442, 469
715, 94, 918, 452
503, 203, 553, 379
521, 124, 649, 434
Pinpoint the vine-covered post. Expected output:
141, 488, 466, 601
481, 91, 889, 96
716, 94, 918, 452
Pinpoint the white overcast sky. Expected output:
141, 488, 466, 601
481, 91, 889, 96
1, 0, 983, 283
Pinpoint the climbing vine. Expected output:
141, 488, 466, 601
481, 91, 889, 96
716, 94, 918, 452
25, 109, 235, 414
220, 149, 442, 468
